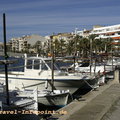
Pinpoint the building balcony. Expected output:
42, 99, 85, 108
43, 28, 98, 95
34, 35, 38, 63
95, 34, 120, 40
91, 24, 120, 35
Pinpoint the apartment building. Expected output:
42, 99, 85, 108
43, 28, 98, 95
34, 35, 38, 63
91, 24, 120, 39
10, 34, 47, 53
91, 24, 120, 50
11, 36, 28, 52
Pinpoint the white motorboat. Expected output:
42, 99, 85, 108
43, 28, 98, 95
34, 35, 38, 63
75, 63, 105, 73
0, 55, 96, 94
106, 57, 120, 67
68, 62, 114, 74
66, 61, 115, 85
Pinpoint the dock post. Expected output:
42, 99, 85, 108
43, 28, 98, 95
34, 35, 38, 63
114, 70, 119, 84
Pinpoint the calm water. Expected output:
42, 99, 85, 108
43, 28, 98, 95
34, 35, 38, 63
0, 56, 24, 72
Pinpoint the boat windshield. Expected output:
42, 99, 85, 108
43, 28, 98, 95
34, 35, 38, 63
26, 60, 32, 69
45, 60, 59, 70
26, 59, 59, 70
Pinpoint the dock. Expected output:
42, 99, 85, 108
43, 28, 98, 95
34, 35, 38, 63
50, 70, 120, 120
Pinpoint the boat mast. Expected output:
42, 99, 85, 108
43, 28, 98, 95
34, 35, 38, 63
3, 13, 9, 105
112, 50, 113, 70
74, 28, 77, 72
50, 35, 54, 92
90, 39, 92, 75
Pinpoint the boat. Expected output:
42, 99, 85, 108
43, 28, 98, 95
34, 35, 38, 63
105, 58, 119, 79
0, 83, 38, 111
65, 60, 115, 85
0, 54, 96, 94
67, 61, 114, 74
106, 57, 120, 67
17, 89, 69, 107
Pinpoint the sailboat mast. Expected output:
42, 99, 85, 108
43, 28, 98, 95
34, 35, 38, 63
3, 13, 9, 105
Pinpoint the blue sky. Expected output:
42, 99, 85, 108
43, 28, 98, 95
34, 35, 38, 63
0, 0, 120, 41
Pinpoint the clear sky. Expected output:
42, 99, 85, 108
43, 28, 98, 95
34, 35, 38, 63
0, 0, 120, 41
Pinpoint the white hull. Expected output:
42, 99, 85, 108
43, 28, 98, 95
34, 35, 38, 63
76, 65, 114, 73
37, 91, 69, 106
17, 89, 69, 107
0, 72, 88, 94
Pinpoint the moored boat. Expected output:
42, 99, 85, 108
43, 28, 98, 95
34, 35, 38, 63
0, 55, 96, 94
17, 89, 69, 107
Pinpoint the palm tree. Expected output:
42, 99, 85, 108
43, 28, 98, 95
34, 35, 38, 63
34, 41, 43, 55
53, 39, 60, 57
59, 39, 66, 56
101, 38, 113, 52
66, 40, 75, 56
78, 37, 90, 57
88, 35, 112, 53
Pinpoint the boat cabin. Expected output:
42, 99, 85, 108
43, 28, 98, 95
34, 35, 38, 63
25, 57, 59, 71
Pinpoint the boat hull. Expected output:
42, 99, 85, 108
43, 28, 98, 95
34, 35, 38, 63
0, 74, 86, 94
37, 92, 69, 107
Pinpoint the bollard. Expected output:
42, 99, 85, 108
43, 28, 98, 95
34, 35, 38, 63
114, 70, 120, 84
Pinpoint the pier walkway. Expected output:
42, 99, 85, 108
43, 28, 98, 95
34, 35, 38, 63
51, 70, 120, 120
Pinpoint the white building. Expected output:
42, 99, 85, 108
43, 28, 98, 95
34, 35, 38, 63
91, 24, 120, 39
74, 28, 91, 38
11, 37, 28, 52
90, 24, 120, 50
